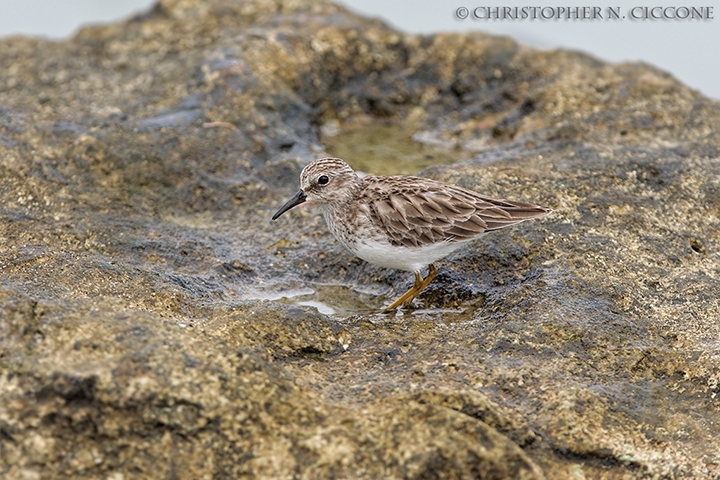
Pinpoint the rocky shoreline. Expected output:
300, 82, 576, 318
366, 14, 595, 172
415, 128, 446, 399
1, 0, 719, 478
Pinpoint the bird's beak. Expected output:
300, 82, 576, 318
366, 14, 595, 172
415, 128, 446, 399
272, 189, 307, 220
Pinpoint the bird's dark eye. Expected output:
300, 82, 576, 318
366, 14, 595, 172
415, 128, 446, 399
318, 175, 329, 185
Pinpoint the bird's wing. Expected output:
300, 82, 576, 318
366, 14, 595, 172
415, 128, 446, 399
362, 176, 550, 248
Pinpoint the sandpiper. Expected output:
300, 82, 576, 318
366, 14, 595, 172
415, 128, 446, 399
272, 157, 551, 310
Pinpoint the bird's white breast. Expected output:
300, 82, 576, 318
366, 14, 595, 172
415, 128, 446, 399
353, 237, 471, 272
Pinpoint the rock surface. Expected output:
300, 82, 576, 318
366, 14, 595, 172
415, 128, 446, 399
1, 0, 719, 478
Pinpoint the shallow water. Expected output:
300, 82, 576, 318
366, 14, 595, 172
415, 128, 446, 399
278, 281, 481, 327
320, 115, 470, 175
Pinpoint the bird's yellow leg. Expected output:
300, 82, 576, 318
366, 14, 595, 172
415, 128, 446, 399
386, 271, 423, 310
402, 264, 438, 307
387, 264, 438, 310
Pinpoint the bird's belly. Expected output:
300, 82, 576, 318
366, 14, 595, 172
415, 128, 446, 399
353, 238, 469, 272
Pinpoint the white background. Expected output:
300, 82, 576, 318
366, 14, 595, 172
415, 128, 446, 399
0, 0, 717, 99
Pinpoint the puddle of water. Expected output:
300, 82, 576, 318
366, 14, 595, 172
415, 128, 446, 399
239, 281, 388, 317
239, 286, 315, 302
320, 116, 470, 176
282, 282, 482, 325
297, 300, 336, 316
291, 283, 387, 317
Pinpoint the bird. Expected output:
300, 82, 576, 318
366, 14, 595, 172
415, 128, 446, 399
272, 157, 551, 310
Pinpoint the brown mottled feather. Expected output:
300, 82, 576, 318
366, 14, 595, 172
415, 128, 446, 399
360, 175, 550, 248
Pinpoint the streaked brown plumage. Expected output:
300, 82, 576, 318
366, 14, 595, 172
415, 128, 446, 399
361, 175, 549, 248
273, 157, 551, 310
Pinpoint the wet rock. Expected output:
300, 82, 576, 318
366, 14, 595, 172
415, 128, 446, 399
204, 301, 344, 359
2, 0, 720, 478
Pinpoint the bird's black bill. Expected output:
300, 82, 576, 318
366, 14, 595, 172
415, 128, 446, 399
272, 190, 307, 220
